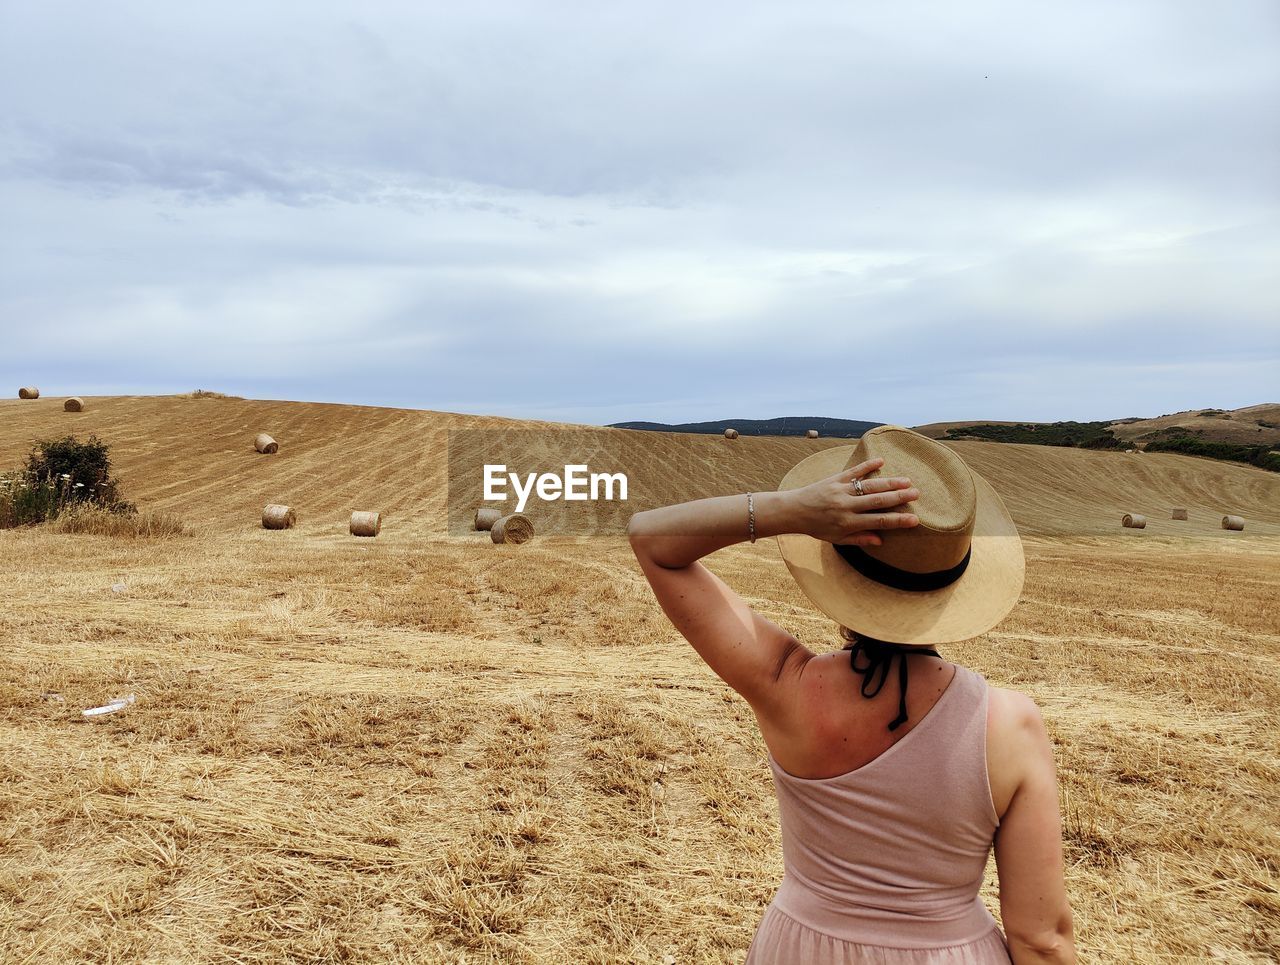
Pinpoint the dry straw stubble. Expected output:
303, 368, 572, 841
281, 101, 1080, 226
49, 504, 187, 538
1122, 513, 1146, 529
262, 504, 296, 529
474, 507, 503, 531
491, 513, 534, 544
350, 511, 382, 537
255, 433, 279, 454
2, 395, 1280, 962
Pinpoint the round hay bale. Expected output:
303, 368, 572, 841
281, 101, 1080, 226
350, 511, 382, 537
806, 429, 819, 439
1121, 513, 1146, 529
254, 433, 279, 454
491, 513, 534, 544
18, 387, 39, 399
474, 507, 503, 531
64, 397, 84, 412
1171, 507, 1188, 520
723, 428, 739, 440
1222, 515, 1245, 531
262, 504, 296, 530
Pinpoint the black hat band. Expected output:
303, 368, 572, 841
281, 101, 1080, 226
833, 543, 972, 592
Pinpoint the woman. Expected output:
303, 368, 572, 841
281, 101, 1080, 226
628, 426, 1075, 964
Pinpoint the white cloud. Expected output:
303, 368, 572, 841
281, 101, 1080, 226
1, 1, 1277, 424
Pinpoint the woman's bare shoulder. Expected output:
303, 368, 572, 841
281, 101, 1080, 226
988, 685, 1045, 734
985, 685, 1051, 819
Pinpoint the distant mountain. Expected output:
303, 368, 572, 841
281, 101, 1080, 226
914, 403, 1280, 449
610, 404, 1280, 457
1109, 403, 1280, 447
912, 403, 1280, 473
609, 416, 883, 438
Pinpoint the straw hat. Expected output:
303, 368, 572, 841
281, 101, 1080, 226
776, 425, 1024, 644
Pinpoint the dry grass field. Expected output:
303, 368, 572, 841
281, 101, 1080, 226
1, 395, 1278, 963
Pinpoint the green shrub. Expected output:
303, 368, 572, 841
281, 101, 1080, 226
1, 435, 163, 529
943, 421, 1120, 449
1136, 426, 1206, 443
1144, 437, 1280, 473
24, 434, 133, 511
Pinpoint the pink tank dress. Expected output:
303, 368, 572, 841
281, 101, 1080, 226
746, 664, 1012, 964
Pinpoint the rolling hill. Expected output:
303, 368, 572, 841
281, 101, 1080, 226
1, 394, 1277, 539
1113, 402, 1280, 446
914, 402, 1280, 448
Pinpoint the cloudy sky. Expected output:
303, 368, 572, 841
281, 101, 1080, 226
1, 1, 1276, 426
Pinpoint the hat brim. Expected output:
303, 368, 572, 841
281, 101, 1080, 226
776, 445, 1025, 644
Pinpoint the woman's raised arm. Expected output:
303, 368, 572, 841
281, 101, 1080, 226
627, 458, 918, 710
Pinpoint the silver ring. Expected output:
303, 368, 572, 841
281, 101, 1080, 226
853, 478, 865, 497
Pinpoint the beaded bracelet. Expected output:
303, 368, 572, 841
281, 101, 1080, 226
747, 492, 756, 543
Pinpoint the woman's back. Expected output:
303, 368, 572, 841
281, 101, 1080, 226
748, 664, 1012, 963
627, 435, 1076, 962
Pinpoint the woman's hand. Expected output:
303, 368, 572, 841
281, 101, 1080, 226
786, 457, 920, 547
627, 459, 921, 719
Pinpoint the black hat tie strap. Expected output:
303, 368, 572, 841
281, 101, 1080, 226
848, 637, 941, 732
